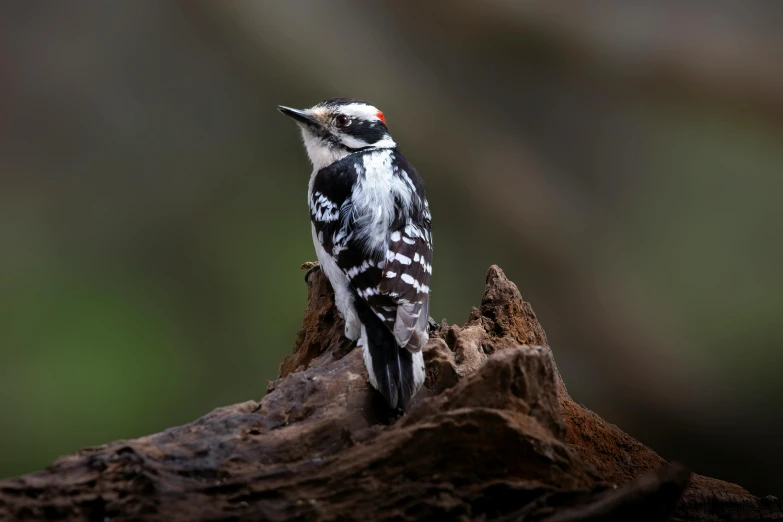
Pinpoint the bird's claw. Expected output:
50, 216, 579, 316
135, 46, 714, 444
302, 262, 321, 283
427, 316, 440, 333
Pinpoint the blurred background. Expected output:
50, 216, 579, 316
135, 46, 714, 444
1, 0, 781, 496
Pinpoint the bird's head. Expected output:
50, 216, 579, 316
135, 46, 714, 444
278, 98, 396, 170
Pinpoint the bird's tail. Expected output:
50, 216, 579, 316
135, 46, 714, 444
355, 301, 421, 411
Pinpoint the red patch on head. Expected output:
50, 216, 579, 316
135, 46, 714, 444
376, 111, 386, 125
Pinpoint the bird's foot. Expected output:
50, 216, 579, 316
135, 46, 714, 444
427, 316, 442, 333
301, 261, 321, 283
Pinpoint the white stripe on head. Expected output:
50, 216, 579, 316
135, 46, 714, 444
338, 103, 385, 123
339, 134, 396, 150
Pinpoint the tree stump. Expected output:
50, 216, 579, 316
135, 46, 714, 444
0, 266, 779, 521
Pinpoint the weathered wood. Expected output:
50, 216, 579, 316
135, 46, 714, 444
0, 266, 778, 521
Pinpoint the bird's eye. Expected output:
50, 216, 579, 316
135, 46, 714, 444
335, 115, 350, 127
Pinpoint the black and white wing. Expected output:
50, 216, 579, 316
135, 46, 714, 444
309, 157, 359, 269
378, 209, 432, 351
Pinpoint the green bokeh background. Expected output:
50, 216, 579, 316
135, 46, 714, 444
1, 1, 781, 496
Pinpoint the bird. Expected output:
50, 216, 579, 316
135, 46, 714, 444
279, 98, 432, 411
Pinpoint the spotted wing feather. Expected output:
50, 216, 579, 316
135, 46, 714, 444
379, 217, 432, 351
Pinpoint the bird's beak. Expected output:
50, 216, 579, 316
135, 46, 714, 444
278, 106, 318, 127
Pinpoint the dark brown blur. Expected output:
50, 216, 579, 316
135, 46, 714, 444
1, 1, 781, 496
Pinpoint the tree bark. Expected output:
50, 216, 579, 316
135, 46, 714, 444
0, 266, 779, 521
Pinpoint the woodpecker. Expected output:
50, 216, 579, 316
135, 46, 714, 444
278, 98, 432, 411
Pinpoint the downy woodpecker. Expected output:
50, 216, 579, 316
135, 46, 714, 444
279, 98, 432, 411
